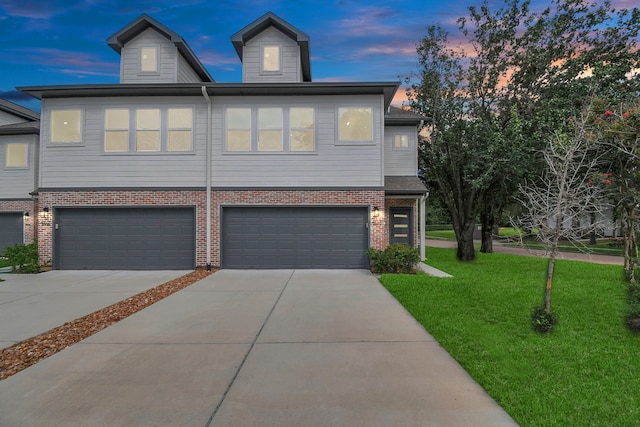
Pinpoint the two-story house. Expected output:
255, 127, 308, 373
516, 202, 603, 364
18, 12, 427, 270
0, 99, 40, 253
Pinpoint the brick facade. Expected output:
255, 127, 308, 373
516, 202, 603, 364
0, 199, 37, 246
38, 189, 387, 267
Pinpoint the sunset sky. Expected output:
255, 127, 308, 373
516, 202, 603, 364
0, 0, 636, 112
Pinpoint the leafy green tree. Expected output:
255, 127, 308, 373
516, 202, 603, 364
408, 0, 639, 261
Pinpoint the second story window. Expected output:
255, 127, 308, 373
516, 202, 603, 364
258, 108, 283, 151
226, 108, 251, 151
394, 134, 409, 149
262, 45, 281, 73
104, 109, 129, 152
140, 47, 158, 73
289, 108, 314, 151
5, 143, 28, 168
50, 109, 82, 143
168, 108, 193, 151
136, 109, 160, 152
338, 107, 373, 144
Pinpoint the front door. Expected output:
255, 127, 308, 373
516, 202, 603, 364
390, 207, 413, 246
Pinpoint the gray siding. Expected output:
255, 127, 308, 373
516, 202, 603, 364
243, 27, 301, 83
211, 95, 383, 187
0, 134, 38, 198
39, 94, 384, 189
120, 28, 178, 84
0, 110, 26, 126
177, 54, 202, 83
384, 126, 418, 176
40, 98, 208, 188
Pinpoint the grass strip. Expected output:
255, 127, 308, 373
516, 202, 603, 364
380, 247, 638, 427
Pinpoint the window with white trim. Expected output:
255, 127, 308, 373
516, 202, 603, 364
258, 108, 283, 151
5, 143, 28, 167
338, 107, 373, 143
262, 45, 281, 73
136, 109, 160, 152
140, 47, 158, 73
104, 109, 129, 152
50, 109, 82, 143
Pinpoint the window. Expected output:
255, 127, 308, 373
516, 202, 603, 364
167, 108, 193, 151
5, 143, 28, 167
258, 108, 283, 151
289, 108, 314, 151
394, 134, 409, 149
140, 47, 158, 73
50, 109, 81, 143
338, 107, 372, 142
104, 109, 129, 152
136, 109, 160, 152
262, 45, 280, 72
226, 108, 251, 151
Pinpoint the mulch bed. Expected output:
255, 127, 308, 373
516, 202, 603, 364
0, 268, 215, 380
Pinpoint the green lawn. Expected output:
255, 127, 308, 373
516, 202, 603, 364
380, 247, 638, 427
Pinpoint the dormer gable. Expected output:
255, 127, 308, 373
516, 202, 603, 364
107, 14, 213, 84
231, 12, 311, 83
0, 99, 39, 126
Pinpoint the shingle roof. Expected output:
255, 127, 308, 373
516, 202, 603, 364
385, 106, 427, 126
106, 14, 214, 83
384, 176, 428, 195
231, 12, 311, 82
0, 120, 40, 135
0, 99, 39, 121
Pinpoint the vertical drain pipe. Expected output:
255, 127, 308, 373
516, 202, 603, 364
201, 86, 212, 271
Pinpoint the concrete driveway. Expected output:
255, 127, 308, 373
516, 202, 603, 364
0, 269, 517, 427
0, 270, 190, 349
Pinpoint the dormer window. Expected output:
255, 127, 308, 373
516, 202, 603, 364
140, 47, 158, 73
262, 45, 281, 73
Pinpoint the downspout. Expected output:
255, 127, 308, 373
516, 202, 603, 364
201, 86, 212, 271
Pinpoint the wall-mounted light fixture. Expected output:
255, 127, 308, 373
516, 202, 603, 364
24, 212, 29, 218
373, 206, 379, 218
43, 207, 50, 213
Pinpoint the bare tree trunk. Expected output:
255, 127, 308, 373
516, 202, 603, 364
480, 208, 494, 253
545, 251, 557, 312
622, 205, 638, 283
456, 221, 477, 261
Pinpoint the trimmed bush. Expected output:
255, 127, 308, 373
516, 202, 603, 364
366, 243, 420, 274
1, 242, 40, 273
531, 305, 558, 333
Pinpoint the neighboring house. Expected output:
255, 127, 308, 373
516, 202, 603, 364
0, 99, 39, 253
17, 12, 427, 270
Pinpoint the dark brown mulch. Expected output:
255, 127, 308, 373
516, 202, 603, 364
0, 268, 215, 380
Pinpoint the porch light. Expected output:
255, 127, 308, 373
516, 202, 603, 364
24, 212, 29, 217
43, 207, 49, 213
373, 207, 379, 218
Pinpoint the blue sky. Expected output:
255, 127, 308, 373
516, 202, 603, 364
0, 0, 635, 112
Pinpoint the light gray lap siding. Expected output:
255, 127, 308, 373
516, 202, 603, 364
0, 111, 27, 126
0, 134, 38, 198
120, 28, 178, 83
177, 54, 201, 83
243, 27, 301, 83
384, 126, 418, 176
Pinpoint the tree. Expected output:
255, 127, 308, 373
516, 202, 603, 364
516, 106, 610, 328
408, 0, 640, 261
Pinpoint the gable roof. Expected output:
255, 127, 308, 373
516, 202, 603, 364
231, 12, 311, 82
0, 98, 39, 122
106, 14, 214, 82
0, 120, 40, 135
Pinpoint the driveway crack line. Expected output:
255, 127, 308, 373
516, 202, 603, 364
205, 269, 295, 427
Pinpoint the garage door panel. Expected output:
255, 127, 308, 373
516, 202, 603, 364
0, 213, 24, 253
55, 208, 195, 270
222, 207, 368, 269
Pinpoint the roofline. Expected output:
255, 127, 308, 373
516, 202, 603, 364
106, 14, 214, 83
18, 82, 400, 109
0, 100, 39, 121
0, 125, 39, 136
230, 12, 311, 82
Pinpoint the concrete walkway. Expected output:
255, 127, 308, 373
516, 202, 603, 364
426, 239, 624, 265
0, 269, 517, 427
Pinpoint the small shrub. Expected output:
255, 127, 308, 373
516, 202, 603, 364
625, 282, 640, 332
366, 243, 420, 274
531, 305, 558, 333
1, 242, 40, 273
